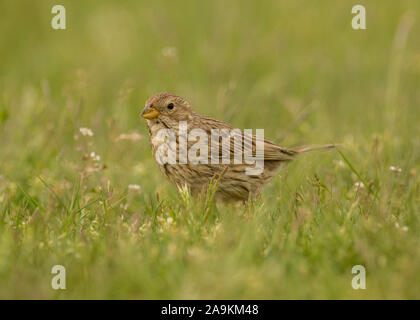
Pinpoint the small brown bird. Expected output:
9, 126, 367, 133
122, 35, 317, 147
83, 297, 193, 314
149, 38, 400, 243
141, 92, 334, 202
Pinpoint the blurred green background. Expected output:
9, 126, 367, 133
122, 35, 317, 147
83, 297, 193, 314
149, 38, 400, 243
0, 0, 419, 299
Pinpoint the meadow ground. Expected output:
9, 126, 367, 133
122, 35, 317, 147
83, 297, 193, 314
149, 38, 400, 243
0, 0, 419, 299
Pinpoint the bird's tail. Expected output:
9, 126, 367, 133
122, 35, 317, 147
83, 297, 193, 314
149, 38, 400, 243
292, 144, 338, 154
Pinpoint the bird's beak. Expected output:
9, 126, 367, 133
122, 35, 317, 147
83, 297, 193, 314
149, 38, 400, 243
141, 106, 160, 119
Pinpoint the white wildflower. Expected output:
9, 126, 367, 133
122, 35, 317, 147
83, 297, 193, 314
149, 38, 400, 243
162, 46, 178, 58
119, 203, 129, 210
128, 184, 141, 192
354, 182, 365, 189
395, 222, 409, 232
79, 127, 94, 137
90, 152, 100, 162
334, 159, 346, 168
166, 217, 174, 224
134, 163, 145, 174
116, 132, 143, 142
389, 166, 402, 173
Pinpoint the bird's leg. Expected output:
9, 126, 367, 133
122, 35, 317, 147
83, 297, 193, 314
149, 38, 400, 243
243, 194, 256, 219
242, 199, 250, 219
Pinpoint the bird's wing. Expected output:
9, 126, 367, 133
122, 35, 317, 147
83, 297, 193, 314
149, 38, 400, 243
261, 139, 298, 161
195, 116, 297, 163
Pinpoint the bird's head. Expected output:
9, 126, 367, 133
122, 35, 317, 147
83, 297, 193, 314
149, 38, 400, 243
141, 93, 194, 125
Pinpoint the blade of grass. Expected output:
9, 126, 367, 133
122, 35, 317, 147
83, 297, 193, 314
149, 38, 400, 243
69, 177, 81, 213
38, 176, 70, 214
72, 197, 100, 215
109, 192, 129, 210
17, 184, 46, 213
336, 148, 380, 200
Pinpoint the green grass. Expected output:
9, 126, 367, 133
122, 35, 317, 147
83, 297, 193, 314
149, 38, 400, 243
1, 0, 420, 299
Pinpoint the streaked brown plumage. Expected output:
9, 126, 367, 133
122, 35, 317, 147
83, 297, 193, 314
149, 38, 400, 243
141, 92, 334, 202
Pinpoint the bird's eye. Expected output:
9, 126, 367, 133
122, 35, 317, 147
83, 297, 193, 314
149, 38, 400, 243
167, 103, 174, 110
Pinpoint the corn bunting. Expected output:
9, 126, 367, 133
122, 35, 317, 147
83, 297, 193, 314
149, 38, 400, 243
141, 92, 334, 202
